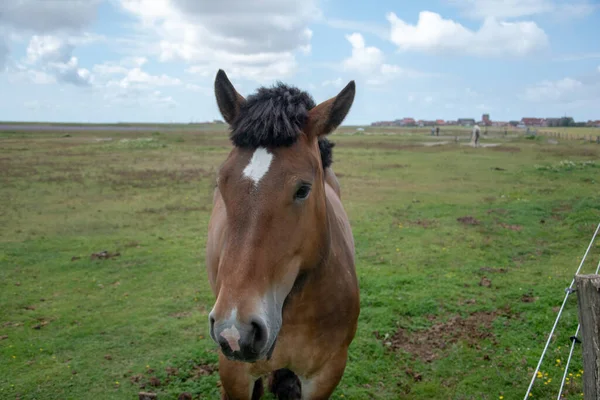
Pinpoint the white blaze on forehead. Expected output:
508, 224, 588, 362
242, 147, 273, 185
220, 325, 241, 352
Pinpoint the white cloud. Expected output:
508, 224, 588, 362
104, 88, 177, 109
449, 0, 596, 20
109, 68, 181, 89
341, 33, 436, 86
26, 35, 73, 64
322, 77, 343, 87
117, 0, 319, 82
325, 19, 388, 39
387, 11, 548, 57
0, 1, 101, 33
0, 1, 102, 86
520, 66, 600, 113
9, 66, 56, 85
93, 57, 148, 76
522, 77, 584, 102
0, 38, 7, 71
49, 56, 92, 86
21, 35, 92, 86
342, 33, 384, 74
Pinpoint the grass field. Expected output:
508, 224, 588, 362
1, 125, 600, 399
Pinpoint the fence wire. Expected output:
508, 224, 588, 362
523, 222, 600, 400
556, 256, 600, 399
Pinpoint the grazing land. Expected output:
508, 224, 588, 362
1, 124, 599, 399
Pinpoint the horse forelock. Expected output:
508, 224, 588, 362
229, 82, 316, 149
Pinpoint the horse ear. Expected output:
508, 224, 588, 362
214, 69, 246, 125
307, 80, 355, 137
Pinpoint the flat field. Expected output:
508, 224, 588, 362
1, 125, 599, 399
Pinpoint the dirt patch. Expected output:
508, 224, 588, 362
101, 167, 212, 188
339, 141, 421, 151
487, 209, 508, 215
381, 163, 410, 169
32, 319, 50, 330
192, 363, 218, 379
541, 147, 599, 158
479, 276, 492, 287
457, 216, 480, 225
375, 307, 514, 362
0, 335, 8, 340
90, 250, 121, 260
499, 223, 523, 231
409, 219, 438, 229
489, 146, 521, 152
129, 361, 217, 391
479, 267, 508, 274
140, 204, 208, 214
169, 311, 191, 319
521, 292, 536, 303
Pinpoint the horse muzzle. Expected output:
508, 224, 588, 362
209, 312, 276, 363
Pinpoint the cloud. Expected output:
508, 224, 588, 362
0, 0, 100, 33
325, 19, 388, 39
21, 35, 92, 86
104, 88, 177, 109
118, 0, 320, 82
342, 33, 384, 74
322, 77, 343, 88
448, 0, 597, 20
9, 66, 56, 85
387, 11, 548, 57
521, 67, 600, 110
0, 1, 102, 87
522, 77, 585, 102
341, 33, 436, 86
26, 35, 74, 64
0, 38, 7, 71
110, 68, 181, 89
554, 52, 600, 62
91, 56, 186, 109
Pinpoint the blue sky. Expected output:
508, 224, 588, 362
0, 0, 599, 125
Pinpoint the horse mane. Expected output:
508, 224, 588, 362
229, 82, 316, 148
318, 137, 335, 169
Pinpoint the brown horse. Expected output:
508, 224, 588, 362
205, 69, 360, 399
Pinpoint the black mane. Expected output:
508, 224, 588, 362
318, 137, 335, 169
230, 82, 316, 148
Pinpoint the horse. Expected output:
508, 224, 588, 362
205, 69, 360, 399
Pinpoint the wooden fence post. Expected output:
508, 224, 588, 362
575, 274, 600, 400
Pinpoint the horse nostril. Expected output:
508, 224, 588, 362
208, 314, 216, 339
250, 317, 268, 352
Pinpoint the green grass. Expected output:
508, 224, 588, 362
1, 127, 600, 399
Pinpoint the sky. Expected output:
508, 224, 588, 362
0, 0, 599, 125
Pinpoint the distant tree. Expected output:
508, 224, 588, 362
559, 117, 574, 127
509, 120, 519, 127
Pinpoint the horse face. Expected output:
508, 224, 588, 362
207, 69, 355, 363
208, 135, 327, 362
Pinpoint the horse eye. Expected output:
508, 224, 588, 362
294, 184, 311, 201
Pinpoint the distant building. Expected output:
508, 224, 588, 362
521, 118, 543, 127
457, 118, 475, 126
436, 119, 445, 125
482, 114, 491, 126
586, 120, 600, 127
402, 118, 416, 126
